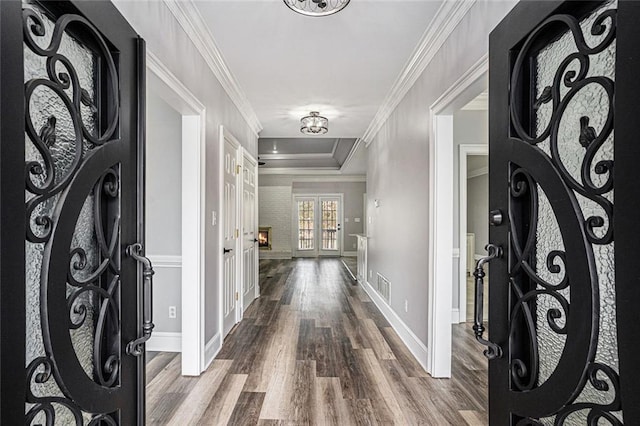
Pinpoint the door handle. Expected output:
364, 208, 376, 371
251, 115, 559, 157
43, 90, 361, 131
472, 243, 503, 360
253, 238, 259, 243
126, 243, 155, 357
223, 248, 233, 254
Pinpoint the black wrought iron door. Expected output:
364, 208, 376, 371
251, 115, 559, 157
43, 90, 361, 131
487, 1, 640, 424
0, 0, 147, 424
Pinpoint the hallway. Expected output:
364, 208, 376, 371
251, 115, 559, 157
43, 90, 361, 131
146, 258, 487, 425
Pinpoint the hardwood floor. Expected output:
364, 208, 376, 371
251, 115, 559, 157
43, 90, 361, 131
146, 258, 488, 425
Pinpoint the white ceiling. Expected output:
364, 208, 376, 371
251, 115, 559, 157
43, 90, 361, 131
194, 0, 444, 139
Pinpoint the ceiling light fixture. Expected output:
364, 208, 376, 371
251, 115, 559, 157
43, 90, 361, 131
284, 0, 350, 17
300, 111, 328, 135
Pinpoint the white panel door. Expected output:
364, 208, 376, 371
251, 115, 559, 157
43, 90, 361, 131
222, 139, 239, 337
242, 153, 258, 312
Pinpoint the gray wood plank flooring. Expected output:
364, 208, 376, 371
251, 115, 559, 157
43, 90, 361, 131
146, 258, 487, 425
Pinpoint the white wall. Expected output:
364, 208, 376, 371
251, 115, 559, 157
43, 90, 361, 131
365, 1, 516, 347
146, 89, 183, 334
112, 1, 259, 343
258, 186, 293, 258
467, 173, 489, 256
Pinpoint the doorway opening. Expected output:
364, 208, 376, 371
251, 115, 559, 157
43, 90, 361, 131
458, 145, 489, 323
292, 194, 344, 258
146, 52, 206, 376
428, 54, 487, 377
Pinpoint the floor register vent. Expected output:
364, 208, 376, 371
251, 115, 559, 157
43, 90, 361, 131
376, 273, 391, 303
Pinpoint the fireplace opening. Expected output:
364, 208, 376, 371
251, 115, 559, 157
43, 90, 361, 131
258, 226, 272, 250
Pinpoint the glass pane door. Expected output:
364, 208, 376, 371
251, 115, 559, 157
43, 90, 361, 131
297, 199, 315, 251
320, 197, 341, 254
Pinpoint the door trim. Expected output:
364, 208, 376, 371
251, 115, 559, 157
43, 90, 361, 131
457, 144, 488, 325
146, 51, 207, 376
219, 125, 242, 340
427, 54, 488, 378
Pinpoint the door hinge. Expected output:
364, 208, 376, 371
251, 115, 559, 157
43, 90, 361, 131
235, 228, 239, 238
235, 292, 239, 301
236, 165, 241, 175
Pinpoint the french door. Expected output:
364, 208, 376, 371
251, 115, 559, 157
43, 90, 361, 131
486, 0, 640, 423
0, 0, 146, 423
293, 194, 342, 257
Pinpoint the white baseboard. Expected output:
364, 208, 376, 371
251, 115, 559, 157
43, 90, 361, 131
203, 332, 221, 371
342, 251, 357, 257
147, 332, 181, 352
259, 250, 292, 260
451, 308, 460, 324
362, 280, 428, 372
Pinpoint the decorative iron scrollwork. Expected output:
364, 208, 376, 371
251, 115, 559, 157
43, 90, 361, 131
23, 6, 119, 245
505, 1, 621, 423
23, 4, 125, 424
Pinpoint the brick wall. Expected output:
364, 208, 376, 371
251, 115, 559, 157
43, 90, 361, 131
258, 186, 292, 258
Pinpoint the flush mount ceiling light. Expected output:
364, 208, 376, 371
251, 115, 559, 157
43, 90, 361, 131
300, 111, 329, 135
284, 0, 350, 17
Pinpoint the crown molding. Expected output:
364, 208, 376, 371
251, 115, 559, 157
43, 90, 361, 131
163, 0, 262, 136
362, 0, 477, 146
259, 167, 341, 175
260, 174, 366, 183
340, 137, 363, 172
467, 166, 488, 179
259, 153, 334, 161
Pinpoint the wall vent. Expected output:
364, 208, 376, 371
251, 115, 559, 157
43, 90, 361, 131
376, 273, 391, 303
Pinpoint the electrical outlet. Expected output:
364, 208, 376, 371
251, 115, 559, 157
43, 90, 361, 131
354, 217, 361, 223
405, 300, 408, 313
169, 306, 177, 319
211, 211, 217, 226
368, 216, 372, 224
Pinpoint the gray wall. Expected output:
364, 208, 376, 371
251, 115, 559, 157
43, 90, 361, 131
146, 90, 182, 333
113, 1, 259, 343
366, 1, 516, 346
467, 174, 489, 255
259, 176, 366, 256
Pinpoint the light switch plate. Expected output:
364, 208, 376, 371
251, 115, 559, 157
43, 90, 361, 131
354, 218, 361, 223
212, 211, 217, 226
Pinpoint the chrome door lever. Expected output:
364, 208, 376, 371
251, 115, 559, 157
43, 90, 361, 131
473, 243, 503, 360
126, 243, 155, 356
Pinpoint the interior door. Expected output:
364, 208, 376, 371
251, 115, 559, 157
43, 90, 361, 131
487, 1, 640, 423
242, 153, 258, 312
318, 196, 342, 256
222, 137, 239, 337
0, 0, 146, 423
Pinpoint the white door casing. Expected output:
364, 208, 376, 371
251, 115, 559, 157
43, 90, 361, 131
241, 152, 258, 312
221, 129, 240, 338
